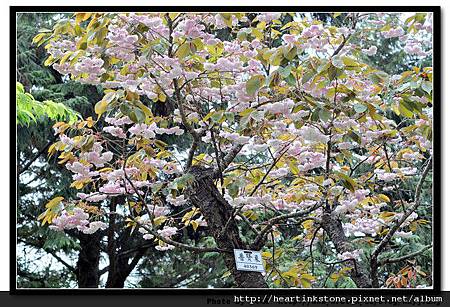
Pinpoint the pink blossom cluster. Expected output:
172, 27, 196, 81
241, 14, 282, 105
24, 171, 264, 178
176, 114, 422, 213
49, 208, 107, 234
103, 126, 127, 138
227, 194, 272, 211
77, 192, 108, 202
106, 24, 138, 61
219, 131, 250, 144
343, 217, 382, 237
105, 116, 134, 126
362, 46, 377, 56
261, 99, 295, 116
140, 225, 178, 251
301, 24, 323, 38
337, 249, 364, 261
381, 27, 404, 38
66, 162, 99, 181
166, 194, 188, 206
404, 42, 428, 56
80, 146, 113, 168
297, 151, 326, 172
374, 169, 398, 182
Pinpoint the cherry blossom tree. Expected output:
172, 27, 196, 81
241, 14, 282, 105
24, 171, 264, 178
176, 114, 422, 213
35, 12, 434, 288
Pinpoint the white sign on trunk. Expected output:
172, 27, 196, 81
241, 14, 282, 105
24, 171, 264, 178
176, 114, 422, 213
233, 249, 265, 273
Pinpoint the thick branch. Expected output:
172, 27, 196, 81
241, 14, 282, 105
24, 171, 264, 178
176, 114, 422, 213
214, 144, 244, 176
140, 224, 225, 254
379, 244, 432, 266
251, 205, 321, 250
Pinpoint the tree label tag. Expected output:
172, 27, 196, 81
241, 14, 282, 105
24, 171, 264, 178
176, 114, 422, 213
233, 249, 265, 273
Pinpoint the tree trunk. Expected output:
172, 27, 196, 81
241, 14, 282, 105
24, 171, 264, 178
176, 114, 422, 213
105, 258, 130, 288
105, 233, 147, 288
76, 232, 101, 288
321, 212, 372, 288
187, 166, 268, 288
105, 197, 147, 288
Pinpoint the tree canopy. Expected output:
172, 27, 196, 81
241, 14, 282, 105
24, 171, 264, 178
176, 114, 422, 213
18, 11, 434, 289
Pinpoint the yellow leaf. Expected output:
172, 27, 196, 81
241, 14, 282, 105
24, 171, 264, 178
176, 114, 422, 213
379, 211, 396, 220
182, 207, 200, 224
94, 99, 109, 117
261, 251, 272, 258
378, 194, 390, 203
32, 33, 47, 45
158, 91, 166, 102
98, 167, 113, 173
301, 273, 315, 281
70, 180, 87, 189
47, 142, 57, 157
302, 219, 313, 230
300, 278, 311, 288
168, 13, 181, 21
75, 12, 92, 25
192, 153, 206, 166
45, 197, 64, 209
86, 116, 95, 128
38, 196, 64, 225
190, 220, 199, 231
44, 56, 55, 66
154, 216, 167, 226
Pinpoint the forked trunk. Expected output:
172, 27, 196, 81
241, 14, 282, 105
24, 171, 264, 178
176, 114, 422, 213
187, 166, 268, 288
321, 212, 372, 288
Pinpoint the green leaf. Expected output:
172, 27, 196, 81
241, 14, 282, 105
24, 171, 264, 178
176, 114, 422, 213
285, 74, 297, 86
210, 110, 224, 123
302, 70, 316, 84
336, 172, 356, 192
353, 103, 367, 114
278, 66, 292, 78
331, 56, 344, 69
421, 81, 432, 94
399, 100, 414, 118
327, 65, 338, 80
341, 56, 359, 67
319, 108, 331, 122
176, 43, 191, 59
246, 75, 265, 96
283, 46, 297, 60
133, 107, 146, 123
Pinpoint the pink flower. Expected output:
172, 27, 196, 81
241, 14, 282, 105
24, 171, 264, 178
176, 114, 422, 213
49, 208, 89, 232
282, 34, 297, 45
103, 126, 126, 138
362, 46, 377, 56
158, 226, 178, 238
82, 221, 107, 234
381, 27, 404, 38
99, 182, 125, 195
167, 194, 187, 206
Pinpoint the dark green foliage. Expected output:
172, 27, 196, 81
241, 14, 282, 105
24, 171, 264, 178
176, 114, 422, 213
16, 13, 101, 288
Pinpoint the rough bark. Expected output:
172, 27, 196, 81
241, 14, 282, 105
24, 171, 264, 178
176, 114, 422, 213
105, 250, 145, 288
186, 166, 268, 288
104, 229, 148, 288
76, 232, 102, 288
321, 212, 372, 288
